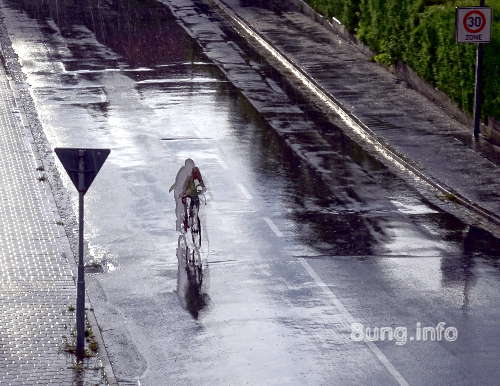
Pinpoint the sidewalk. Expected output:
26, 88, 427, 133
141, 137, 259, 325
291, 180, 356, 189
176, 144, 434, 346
0, 48, 105, 384
209, 0, 500, 233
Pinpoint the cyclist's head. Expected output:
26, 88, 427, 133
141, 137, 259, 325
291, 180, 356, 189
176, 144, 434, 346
184, 158, 195, 169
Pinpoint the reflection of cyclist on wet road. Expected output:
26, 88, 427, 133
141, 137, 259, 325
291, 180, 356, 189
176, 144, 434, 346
169, 158, 207, 232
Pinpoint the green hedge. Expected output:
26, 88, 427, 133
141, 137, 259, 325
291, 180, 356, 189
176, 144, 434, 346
305, 0, 500, 120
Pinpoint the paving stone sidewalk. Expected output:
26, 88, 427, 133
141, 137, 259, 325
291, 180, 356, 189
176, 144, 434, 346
0, 52, 105, 383
214, 0, 500, 229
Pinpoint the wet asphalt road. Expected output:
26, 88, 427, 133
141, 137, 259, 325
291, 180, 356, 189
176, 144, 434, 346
2, 0, 500, 385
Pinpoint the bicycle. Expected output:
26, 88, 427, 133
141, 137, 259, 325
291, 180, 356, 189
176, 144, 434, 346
181, 191, 205, 249
176, 182, 209, 318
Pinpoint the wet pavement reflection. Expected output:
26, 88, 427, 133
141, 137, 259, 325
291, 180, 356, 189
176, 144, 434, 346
176, 234, 209, 319
2, 0, 500, 383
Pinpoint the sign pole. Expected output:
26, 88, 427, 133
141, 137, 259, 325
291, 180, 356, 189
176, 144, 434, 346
473, 42, 484, 139
473, 0, 486, 139
54, 147, 110, 359
456, 2, 491, 139
76, 150, 86, 358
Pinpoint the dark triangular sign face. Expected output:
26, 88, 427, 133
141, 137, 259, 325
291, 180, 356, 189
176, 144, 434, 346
54, 148, 110, 195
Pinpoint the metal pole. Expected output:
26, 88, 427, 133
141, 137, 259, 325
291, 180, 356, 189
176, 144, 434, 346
76, 151, 86, 358
473, 0, 486, 139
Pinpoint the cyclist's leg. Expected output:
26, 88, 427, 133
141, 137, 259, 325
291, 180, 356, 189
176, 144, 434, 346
195, 206, 201, 243
190, 196, 199, 231
189, 197, 194, 230
175, 199, 182, 232
182, 196, 189, 232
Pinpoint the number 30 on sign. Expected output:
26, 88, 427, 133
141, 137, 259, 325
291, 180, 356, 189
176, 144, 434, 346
456, 7, 492, 43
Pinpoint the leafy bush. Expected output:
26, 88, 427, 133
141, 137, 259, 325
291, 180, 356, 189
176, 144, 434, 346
373, 53, 394, 66
304, 0, 500, 120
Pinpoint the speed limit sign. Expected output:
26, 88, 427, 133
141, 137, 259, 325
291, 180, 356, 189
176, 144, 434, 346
456, 7, 492, 43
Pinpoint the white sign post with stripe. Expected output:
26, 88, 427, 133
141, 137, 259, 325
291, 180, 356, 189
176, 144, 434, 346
456, 4, 493, 138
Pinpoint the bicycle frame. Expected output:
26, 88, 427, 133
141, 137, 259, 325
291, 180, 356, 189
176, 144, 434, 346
181, 194, 202, 248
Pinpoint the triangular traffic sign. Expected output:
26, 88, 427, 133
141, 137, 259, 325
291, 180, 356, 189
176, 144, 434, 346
54, 148, 110, 194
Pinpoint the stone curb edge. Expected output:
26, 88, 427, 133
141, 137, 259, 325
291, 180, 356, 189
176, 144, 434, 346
0, 9, 118, 386
86, 296, 119, 386
206, 0, 500, 231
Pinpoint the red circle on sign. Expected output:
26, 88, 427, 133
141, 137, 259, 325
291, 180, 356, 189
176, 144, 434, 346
463, 10, 486, 33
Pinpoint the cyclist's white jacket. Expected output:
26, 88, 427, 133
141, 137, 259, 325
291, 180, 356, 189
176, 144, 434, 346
170, 164, 193, 231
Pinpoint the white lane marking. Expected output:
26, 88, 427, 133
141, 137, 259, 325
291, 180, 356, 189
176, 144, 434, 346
263, 217, 283, 238
237, 183, 252, 200
298, 258, 410, 386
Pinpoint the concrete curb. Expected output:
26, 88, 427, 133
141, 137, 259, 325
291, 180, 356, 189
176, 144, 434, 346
86, 297, 119, 386
206, 0, 500, 229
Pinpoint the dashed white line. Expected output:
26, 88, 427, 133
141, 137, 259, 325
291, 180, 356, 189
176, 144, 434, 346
263, 217, 283, 238
237, 183, 252, 200
298, 258, 410, 386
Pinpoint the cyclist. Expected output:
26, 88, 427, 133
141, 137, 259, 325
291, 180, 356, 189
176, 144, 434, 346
169, 158, 207, 232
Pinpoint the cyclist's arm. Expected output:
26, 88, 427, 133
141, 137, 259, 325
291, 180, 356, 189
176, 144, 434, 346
192, 167, 207, 194
196, 178, 207, 194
